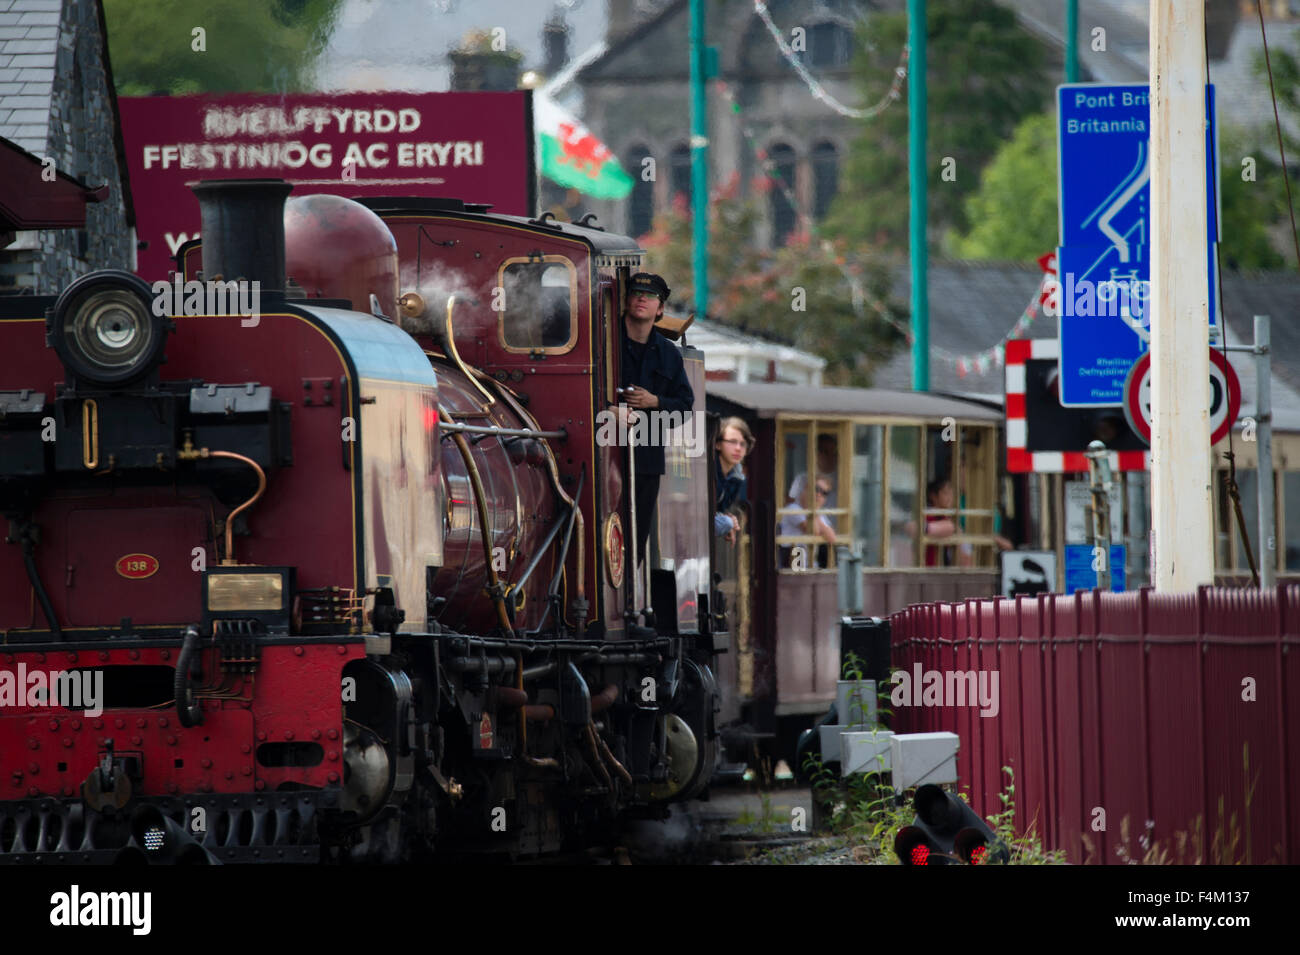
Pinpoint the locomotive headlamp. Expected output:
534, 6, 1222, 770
48, 271, 169, 387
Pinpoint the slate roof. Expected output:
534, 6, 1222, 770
872, 260, 1054, 396
0, 0, 133, 226
0, 0, 63, 155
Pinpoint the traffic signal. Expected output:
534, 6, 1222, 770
894, 784, 1009, 865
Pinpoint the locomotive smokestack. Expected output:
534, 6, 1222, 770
191, 179, 293, 295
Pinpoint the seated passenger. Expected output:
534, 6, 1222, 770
785, 433, 839, 512
923, 478, 1013, 566
779, 479, 838, 567
924, 478, 959, 567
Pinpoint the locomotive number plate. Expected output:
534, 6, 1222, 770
115, 553, 160, 579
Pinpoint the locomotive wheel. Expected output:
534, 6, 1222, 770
672, 659, 719, 801
643, 714, 699, 801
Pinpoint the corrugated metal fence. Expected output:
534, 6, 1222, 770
889, 586, 1300, 864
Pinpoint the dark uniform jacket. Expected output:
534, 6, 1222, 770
620, 326, 695, 475
716, 457, 746, 514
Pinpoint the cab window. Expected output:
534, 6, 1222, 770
497, 256, 577, 353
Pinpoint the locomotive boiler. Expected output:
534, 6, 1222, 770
0, 179, 723, 863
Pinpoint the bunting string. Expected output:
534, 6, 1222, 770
752, 0, 908, 119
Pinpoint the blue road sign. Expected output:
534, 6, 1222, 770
1056, 245, 1149, 405
1064, 544, 1126, 594
1056, 84, 1219, 407
1059, 84, 1218, 247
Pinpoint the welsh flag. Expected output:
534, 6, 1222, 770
535, 92, 634, 200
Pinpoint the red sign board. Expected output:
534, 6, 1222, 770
119, 92, 535, 279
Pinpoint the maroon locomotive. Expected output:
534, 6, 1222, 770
0, 179, 722, 862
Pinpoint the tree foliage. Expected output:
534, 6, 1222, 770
946, 113, 1057, 261
1237, 39, 1300, 270
821, 0, 1050, 251
643, 189, 907, 387
1216, 124, 1287, 271
104, 0, 344, 95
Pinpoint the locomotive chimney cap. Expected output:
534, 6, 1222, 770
191, 179, 293, 295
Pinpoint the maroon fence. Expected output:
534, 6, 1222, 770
889, 586, 1300, 864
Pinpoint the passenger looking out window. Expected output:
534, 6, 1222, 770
715, 417, 753, 545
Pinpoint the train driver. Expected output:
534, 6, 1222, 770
618, 271, 695, 562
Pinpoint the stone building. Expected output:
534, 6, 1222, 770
0, 0, 134, 293
573, 0, 876, 247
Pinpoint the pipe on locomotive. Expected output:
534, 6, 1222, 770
523, 466, 585, 636
437, 294, 496, 407
514, 648, 561, 770
177, 434, 267, 565
439, 407, 515, 633
438, 422, 567, 440
486, 380, 586, 634
410, 280, 588, 634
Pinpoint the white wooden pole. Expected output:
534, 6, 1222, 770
1149, 0, 1214, 590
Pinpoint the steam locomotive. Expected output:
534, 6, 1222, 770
0, 179, 723, 863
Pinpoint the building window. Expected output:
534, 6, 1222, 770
768, 143, 797, 246
812, 141, 839, 220
888, 425, 921, 567
625, 145, 654, 237
808, 21, 853, 68
670, 144, 692, 211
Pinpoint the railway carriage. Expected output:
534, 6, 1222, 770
705, 382, 1009, 759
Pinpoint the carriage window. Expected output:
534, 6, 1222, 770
776, 418, 1000, 571
919, 422, 1002, 569
776, 420, 848, 571
497, 257, 577, 353
852, 425, 884, 565
888, 426, 920, 567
